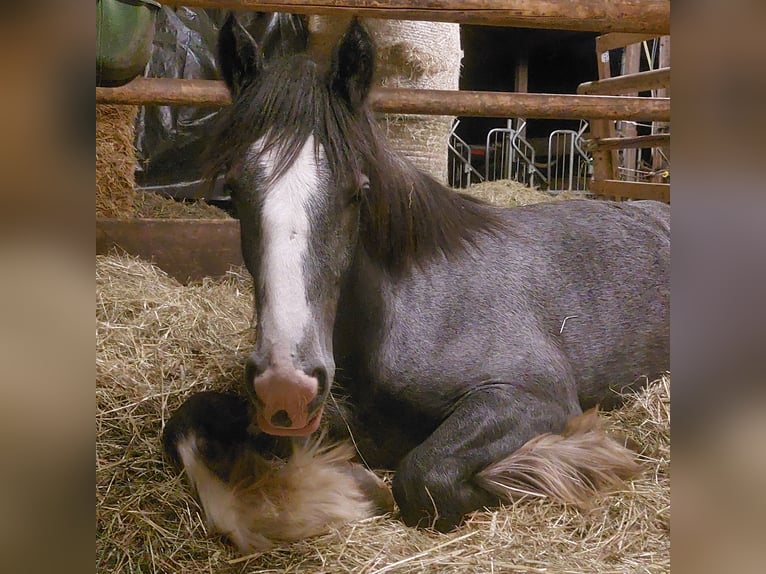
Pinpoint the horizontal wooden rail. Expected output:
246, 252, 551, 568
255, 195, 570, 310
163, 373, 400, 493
585, 133, 670, 150
97, 219, 243, 283
578, 67, 670, 96
590, 180, 669, 202
97, 78, 671, 121
595, 32, 660, 54
166, 0, 670, 34
97, 79, 231, 107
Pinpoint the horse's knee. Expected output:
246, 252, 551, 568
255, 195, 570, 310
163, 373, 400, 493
393, 451, 496, 532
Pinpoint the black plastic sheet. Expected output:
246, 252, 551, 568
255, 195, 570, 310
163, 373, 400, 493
134, 8, 307, 199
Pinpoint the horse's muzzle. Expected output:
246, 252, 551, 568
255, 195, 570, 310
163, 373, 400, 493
250, 365, 325, 436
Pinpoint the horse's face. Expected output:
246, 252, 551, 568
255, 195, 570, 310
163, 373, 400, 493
215, 15, 374, 436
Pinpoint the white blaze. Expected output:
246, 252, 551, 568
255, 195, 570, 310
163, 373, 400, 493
256, 135, 321, 362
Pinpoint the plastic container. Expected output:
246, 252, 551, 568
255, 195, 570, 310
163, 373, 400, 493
97, 0, 161, 87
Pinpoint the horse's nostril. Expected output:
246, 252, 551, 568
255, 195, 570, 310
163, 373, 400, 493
311, 367, 328, 395
270, 410, 292, 428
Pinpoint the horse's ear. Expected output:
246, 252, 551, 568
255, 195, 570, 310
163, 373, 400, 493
330, 19, 374, 109
218, 12, 262, 95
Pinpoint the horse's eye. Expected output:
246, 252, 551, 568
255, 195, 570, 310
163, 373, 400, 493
224, 176, 241, 200
352, 178, 370, 203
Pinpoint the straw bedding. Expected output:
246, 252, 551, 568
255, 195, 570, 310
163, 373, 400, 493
96, 250, 669, 573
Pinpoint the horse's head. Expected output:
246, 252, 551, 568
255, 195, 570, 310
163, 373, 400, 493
212, 14, 375, 436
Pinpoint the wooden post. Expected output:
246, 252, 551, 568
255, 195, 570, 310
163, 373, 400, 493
621, 42, 642, 182
652, 36, 670, 182
587, 38, 617, 197
514, 49, 529, 138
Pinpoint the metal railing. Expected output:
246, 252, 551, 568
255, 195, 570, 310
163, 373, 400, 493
484, 121, 548, 188
547, 121, 592, 194
448, 120, 485, 188
452, 119, 595, 193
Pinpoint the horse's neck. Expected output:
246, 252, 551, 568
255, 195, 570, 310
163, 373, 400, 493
335, 245, 390, 348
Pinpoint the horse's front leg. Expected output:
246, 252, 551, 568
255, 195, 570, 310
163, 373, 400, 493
392, 382, 579, 531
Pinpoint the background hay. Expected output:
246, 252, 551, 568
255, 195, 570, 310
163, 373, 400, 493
133, 191, 232, 219
97, 252, 669, 573
96, 104, 138, 218
464, 179, 582, 207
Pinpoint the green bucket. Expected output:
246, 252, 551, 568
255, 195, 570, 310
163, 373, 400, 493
97, 0, 161, 87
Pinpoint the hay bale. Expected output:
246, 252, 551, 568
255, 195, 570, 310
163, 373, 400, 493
96, 104, 138, 218
96, 253, 669, 573
463, 179, 581, 207
309, 18, 461, 183
368, 20, 461, 184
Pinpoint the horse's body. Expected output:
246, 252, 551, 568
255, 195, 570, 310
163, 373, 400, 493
334, 198, 669, 464
210, 15, 670, 531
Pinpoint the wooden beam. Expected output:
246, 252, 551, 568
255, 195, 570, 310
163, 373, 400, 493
589, 32, 618, 184
166, 0, 670, 34
97, 78, 670, 121
370, 90, 671, 121
596, 33, 659, 54
578, 67, 670, 95
652, 36, 671, 182
585, 133, 670, 150
96, 219, 244, 283
514, 49, 529, 137
621, 42, 641, 182
590, 179, 669, 202
96, 79, 231, 107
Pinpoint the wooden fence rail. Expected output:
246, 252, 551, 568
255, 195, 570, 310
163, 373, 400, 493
97, 78, 670, 121
166, 0, 670, 33
578, 67, 670, 96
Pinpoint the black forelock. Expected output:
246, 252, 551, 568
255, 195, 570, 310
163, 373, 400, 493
205, 52, 504, 274
205, 54, 369, 187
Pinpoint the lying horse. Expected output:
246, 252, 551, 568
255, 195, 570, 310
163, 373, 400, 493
207, 14, 670, 531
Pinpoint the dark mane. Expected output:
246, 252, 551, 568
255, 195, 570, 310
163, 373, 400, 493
205, 55, 369, 186
360, 134, 505, 272
206, 54, 503, 273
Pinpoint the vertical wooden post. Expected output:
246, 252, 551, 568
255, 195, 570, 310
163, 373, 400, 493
588, 36, 617, 198
652, 35, 670, 182
621, 42, 642, 181
514, 48, 529, 139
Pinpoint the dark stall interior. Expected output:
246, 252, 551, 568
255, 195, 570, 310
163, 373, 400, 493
456, 26, 600, 146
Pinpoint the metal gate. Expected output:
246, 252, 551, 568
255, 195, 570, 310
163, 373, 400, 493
547, 121, 592, 194
448, 120, 484, 188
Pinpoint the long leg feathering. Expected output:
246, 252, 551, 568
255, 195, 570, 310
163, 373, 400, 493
475, 408, 641, 508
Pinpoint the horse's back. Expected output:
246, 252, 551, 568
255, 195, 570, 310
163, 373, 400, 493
370, 199, 669, 415
503, 199, 670, 406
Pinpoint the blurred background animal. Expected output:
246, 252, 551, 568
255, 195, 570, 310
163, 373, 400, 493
162, 391, 393, 553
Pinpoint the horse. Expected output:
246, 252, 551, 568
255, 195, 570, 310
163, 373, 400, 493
206, 14, 670, 531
